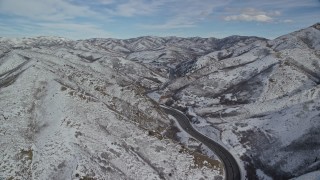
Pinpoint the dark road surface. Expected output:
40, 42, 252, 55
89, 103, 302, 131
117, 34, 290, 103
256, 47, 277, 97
161, 105, 241, 180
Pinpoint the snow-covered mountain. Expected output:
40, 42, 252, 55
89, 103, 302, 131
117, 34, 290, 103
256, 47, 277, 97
1, 23, 319, 180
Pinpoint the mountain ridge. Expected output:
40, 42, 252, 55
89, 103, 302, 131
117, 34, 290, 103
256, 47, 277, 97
0, 23, 319, 180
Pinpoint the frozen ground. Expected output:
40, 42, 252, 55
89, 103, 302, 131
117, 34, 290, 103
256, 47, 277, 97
1, 23, 320, 180
159, 24, 320, 179
0, 42, 223, 179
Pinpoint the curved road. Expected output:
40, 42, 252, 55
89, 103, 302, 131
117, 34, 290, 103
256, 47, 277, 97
161, 105, 241, 180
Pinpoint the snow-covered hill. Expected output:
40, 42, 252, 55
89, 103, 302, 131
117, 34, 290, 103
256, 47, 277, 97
0, 37, 223, 179
158, 23, 320, 179
0, 23, 319, 179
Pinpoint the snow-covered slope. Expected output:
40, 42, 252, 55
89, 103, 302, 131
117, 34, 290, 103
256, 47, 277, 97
0, 39, 223, 179
1, 23, 320, 180
157, 23, 320, 179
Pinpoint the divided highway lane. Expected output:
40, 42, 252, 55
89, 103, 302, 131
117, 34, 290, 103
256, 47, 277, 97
161, 106, 241, 180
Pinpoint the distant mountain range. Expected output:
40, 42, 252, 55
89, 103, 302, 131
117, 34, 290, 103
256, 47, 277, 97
0, 23, 319, 180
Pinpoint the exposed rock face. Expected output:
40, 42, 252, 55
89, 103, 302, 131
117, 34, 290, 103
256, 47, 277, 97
313, 23, 320, 30
0, 23, 319, 179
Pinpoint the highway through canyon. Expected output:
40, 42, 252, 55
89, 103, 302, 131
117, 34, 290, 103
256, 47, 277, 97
161, 105, 241, 180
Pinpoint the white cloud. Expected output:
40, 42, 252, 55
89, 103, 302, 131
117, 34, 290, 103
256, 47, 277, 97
115, 0, 165, 17
37, 23, 111, 39
0, 0, 112, 39
241, 0, 320, 9
140, 0, 229, 29
0, 0, 100, 22
140, 22, 195, 30
224, 14, 272, 22
0, 19, 111, 39
0, 0, 318, 39
93, 0, 115, 5
224, 8, 277, 22
283, 19, 294, 23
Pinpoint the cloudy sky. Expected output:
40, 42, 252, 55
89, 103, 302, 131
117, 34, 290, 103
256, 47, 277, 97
0, 0, 319, 39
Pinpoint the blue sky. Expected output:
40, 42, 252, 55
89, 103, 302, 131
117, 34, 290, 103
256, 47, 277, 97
0, 0, 319, 39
